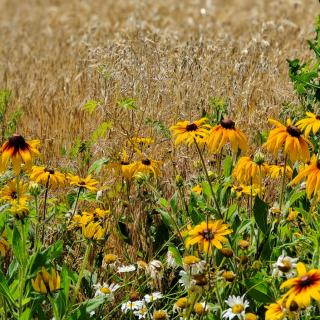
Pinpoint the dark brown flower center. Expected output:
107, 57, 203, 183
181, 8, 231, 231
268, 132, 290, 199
316, 115, 320, 120
300, 276, 312, 287
286, 125, 301, 138
200, 228, 214, 240
120, 161, 130, 165
220, 118, 235, 129
79, 181, 86, 185
186, 123, 198, 131
142, 159, 151, 165
10, 191, 17, 199
317, 160, 320, 170
6, 134, 28, 154
44, 168, 55, 175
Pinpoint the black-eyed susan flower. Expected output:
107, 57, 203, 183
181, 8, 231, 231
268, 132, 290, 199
132, 158, 161, 177
170, 118, 211, 146
265, 299, 287, 320
0, 232, 9, 257
0, 134, 40, 174
231, 184, 260, 198
9, 203, 29, 220
109, 149, 136, 180
192, 185, 202, 194
296, 112, 320, 137
280, 262, 320, 308
68, 174, 98, 191
233, 154, 269, 185
30, 166, 65, 188
82, 221, 105, 240
207, 118, 248, 154
289, 155, 320, 199
264, 119, 312, 163
185, 220, 232, 253
0, 179, 30, 205
31, 267, 60, 294
269, 164, 293, 179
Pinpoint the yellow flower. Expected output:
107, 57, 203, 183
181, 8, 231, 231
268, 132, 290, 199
245, 313, 258, 320
153, 310, 169, 320
82, 221, 105, 240
30, 166, 65, 188
280, 262, 320, 308
264, 119, 312, 163
31, 267, 60, 294
289, 155, 320, 199
269, 164, 293, 179
231, 184, 260, 198
0, 135, 40, 174
109, 150, 136, 180
132, 158, 161, 177
207, 118, 248, 154
68, 174, 98, 191
233, 156, 269, 185
185, 220, 232, 253
296, 112, 320, 137
9, 203, 29, 220
192, 185, 202, 194
0, 232, 9, 257
170, 118, 210, 146
104, 253, 118, 265
0, 179, 30, 205
265, 299, 286, 320
287, 208, 299, 222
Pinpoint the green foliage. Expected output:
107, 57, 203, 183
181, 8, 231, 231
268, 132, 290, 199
287, 16, 320, 109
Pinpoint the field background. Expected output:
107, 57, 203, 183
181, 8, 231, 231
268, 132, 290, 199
0, 0, 319, 161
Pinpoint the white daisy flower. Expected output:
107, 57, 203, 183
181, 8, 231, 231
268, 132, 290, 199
167, 250, 179, 269
222, 295, 249, 319
144, 292, 163, 303
272, 251, 298, 278
117, 264, 136, 273
147, 260, 164, 286
121, 300, 145, 313
133, 302, 148, 319
93, 282, 120, 300
178, 270, 196, 290
182, 256, 206, 275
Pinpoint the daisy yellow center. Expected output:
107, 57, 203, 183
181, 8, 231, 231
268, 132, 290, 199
100, 287, 111, 294
232, 304, 244, 314
200, 228, 214, 240
142, 159, 151, 166
186, 123, 198, 131
183, 255, 200, 265
300, 275, 312, 287
286, 125, 301, 137
220, 118, 235, 129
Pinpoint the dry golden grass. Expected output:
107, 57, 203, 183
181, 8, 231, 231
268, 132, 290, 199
0, 0, 318, 159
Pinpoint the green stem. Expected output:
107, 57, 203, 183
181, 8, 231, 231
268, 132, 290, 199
194, 139, 222, 219
279, 156, 287, 211
71, 242, 92, 305
41, 176, 50, 245
18, 222, 26, 317
68, 187, 82, 224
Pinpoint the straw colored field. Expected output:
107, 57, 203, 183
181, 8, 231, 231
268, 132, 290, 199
0, 0, 318, 159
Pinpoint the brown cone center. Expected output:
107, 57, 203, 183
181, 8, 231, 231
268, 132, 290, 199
286, 125, 301, 137
220, 118, 235, 129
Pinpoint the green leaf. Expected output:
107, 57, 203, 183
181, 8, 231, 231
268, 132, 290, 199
245, 277, 274, 303
253, 196, 269, 235
83, 99, 100, 114
12, 225, 23, 264
91, 122, 113, 142
223, 156, 233, 177
168, 245, 183, 267
0, 269, 16, 309
19, 307, 31, 320
117, 98, 137, 110
88, 157, 109, 175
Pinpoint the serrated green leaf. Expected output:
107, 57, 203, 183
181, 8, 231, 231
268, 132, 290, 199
88, 157, 109, 175
117, 98, 137, 110
91, 121, 113, 142
83, 99, 100, 114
